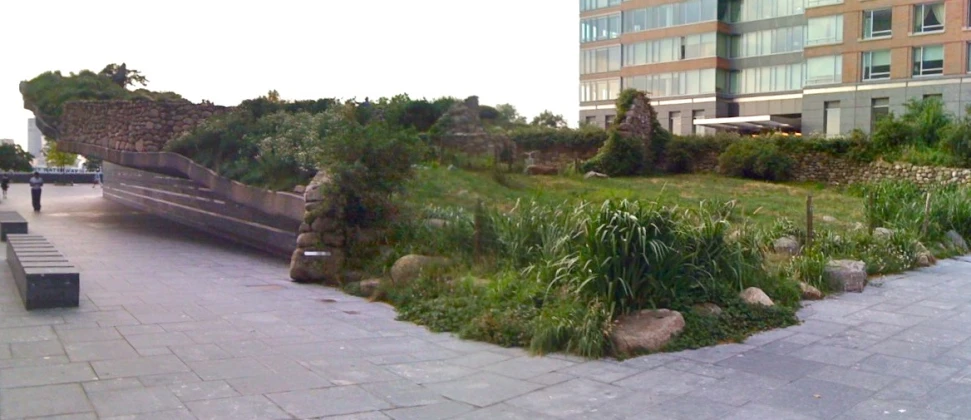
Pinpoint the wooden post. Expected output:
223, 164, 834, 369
806, 193, 814, 248
921, 191, 933, 238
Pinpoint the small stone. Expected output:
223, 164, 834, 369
390, 255, 450, 286
692, 303, 722, 317
289, 248, 344, 284
824, 260, 867, 293
293, 185, 306, 194
822, 215, 837, 223
610, 309, 685, 356
296, 233, 319, 248
299, 222, 312, 233
312, 217, 339, 233
357, 279, 382, 297
873, 227, 893, 240
773, 236, 800, 256
799, 282, 824, 300
740, 287, 774, 306
584, 171, 608, 179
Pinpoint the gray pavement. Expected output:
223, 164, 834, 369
1, 185, 971, 419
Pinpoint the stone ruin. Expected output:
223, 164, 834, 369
290, 171, 345, 284
435, 96, 514, 159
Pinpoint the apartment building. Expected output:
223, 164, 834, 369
579, 0, 971, 136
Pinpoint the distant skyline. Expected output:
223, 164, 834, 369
0, 0, 579, 150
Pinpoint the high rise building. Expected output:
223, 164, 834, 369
27, 118, 45, 168
579, 1, 971, 137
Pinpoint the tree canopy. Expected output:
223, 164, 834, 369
0, 144, 34, 172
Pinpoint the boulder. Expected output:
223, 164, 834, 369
873, 227, 893, 240
357, 279, 382, 297
799, 282, 824, 300
824, 260, 867, 293
773, 236, 800, 256
296, 233, 319, 248
584, 171, 608, 179
293, 185, 306, 194
425, 219, 448, 229
740, 287, 774, 306
916, 242, 936, 267
525, 165, 558, 176
692, 303, 723, 317
299, 222, 312, 233
289, 248, 344, 284
311, 217, 339, 234
303, 171, 332, 202
610, 309, 685, 355
946, 230, 969, 253
390, 255, 450, 286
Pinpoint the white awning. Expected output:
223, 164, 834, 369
693, 115, 801, 131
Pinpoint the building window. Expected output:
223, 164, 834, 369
624, 33, 717, 67
725, 0, 807, 22
967, 42, 971, 73
584, 116, 597, 126
871, 98, 889, 132
807, 15, 844, 46
623, 0, 717, 33
731, 25, 805, 58
862, 50, 891, 81
913, 45, 944, 76
806, 55, 843, 86
913, 3, 945, 34
624, 69, 717, 98
824, 101, 841, 137
580, 46, 622, 75
604, 115, 615, 127
863, 9, 892, 39
670, 112, 682, 135
692, 110, 706, 135
924, 94, 943, 102
580, 14, 621, 43
731, 63, 804, 94
580, 78, 621, 103
580, 0, 621, 12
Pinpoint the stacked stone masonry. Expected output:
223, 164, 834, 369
61, 100, 230, 152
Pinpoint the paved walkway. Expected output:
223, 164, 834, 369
1, 186, 971, 419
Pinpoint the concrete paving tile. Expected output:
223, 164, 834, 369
807, 365, 899, 392
481, 356, 576, 380
385, 360, 476, 385
266, 385, 392, 418
836, 398, 952, 420
0, 362, 99, 388
613, 367, 717, 395
186, 395, 292, 420
92, 355, 190, 379
858, 354, 959, 383
716, 350, 827, 381
102, 408, 198, 420
0, 325, 56, 344
168, 380, 240, 402
226, 370, 330, 395
64, 340, 139, 362
506, 378, 629, 417
88, 386, 185, 417
9, 339, 66, 358
757, 377, 874, 419
424, 372, 543, 407
789, 344, 873, 367
382, 401, 475, 420
360, 380, 445, 408
186, 358, 274, 381
0, 383, 93, 418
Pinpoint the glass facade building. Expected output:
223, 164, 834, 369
579, 0, 971, 137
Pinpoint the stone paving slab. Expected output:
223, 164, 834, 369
0, 186, 970, 418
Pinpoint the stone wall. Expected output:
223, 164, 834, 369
680, 149, 971, 187
61, 100, 230, 152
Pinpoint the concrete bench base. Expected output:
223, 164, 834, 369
0, 211, 27, 241
7, 232, 79, 310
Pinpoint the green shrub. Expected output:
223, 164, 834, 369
582, 131, 644, 176
901, 97, 953, 147
718, 140, 794, 181
508, 125, 607, 151
663, 134, 735, 173
944, 106, 971, 167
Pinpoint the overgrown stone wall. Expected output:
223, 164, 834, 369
683, 150, 971, 186
61, 100, 230, 152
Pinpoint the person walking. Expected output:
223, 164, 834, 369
0, 172, 10, 199
92, 169, 103, 188
28, 171, 43, 212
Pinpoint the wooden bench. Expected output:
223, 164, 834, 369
0, 211, 27, 241
6, 233, 79, 310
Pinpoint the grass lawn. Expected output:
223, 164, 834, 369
406, 166, 866, 230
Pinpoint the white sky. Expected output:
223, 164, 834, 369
0, 0, 579, 150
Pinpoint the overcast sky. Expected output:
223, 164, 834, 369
0, 0, 578, 149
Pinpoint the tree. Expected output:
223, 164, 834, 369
43, 140, 79, 169
495, 104, 527, 125
0, 144, 33, 172
98, 63, 148, 88
265, 90, 282, 103
83, 156, 103, 172
530, 110, 568, 128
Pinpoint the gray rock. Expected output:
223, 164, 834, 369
296, 233, 319, 248
822, 215, 837, 223
610, 309, 685, 355
293, 185, 306, 194
946, 230, 969, 253
824, 260, 867, 293
390, 255, 450, 286
773, 236, 800, 256
583, 171, 608, 179
311, 217, 339, 234
740, 287, 774, 306
289, 248, 344, 284
299, 222, 312, 233
873, 227, 893, 240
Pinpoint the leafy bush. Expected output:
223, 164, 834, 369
663, 134, 735, 173
718, 140, 794, 181
901, 97, 952, 147
944, 106, 971, 167
582, 131, 644, 176
509, 125, 607, 151
871, 114, 914, 152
